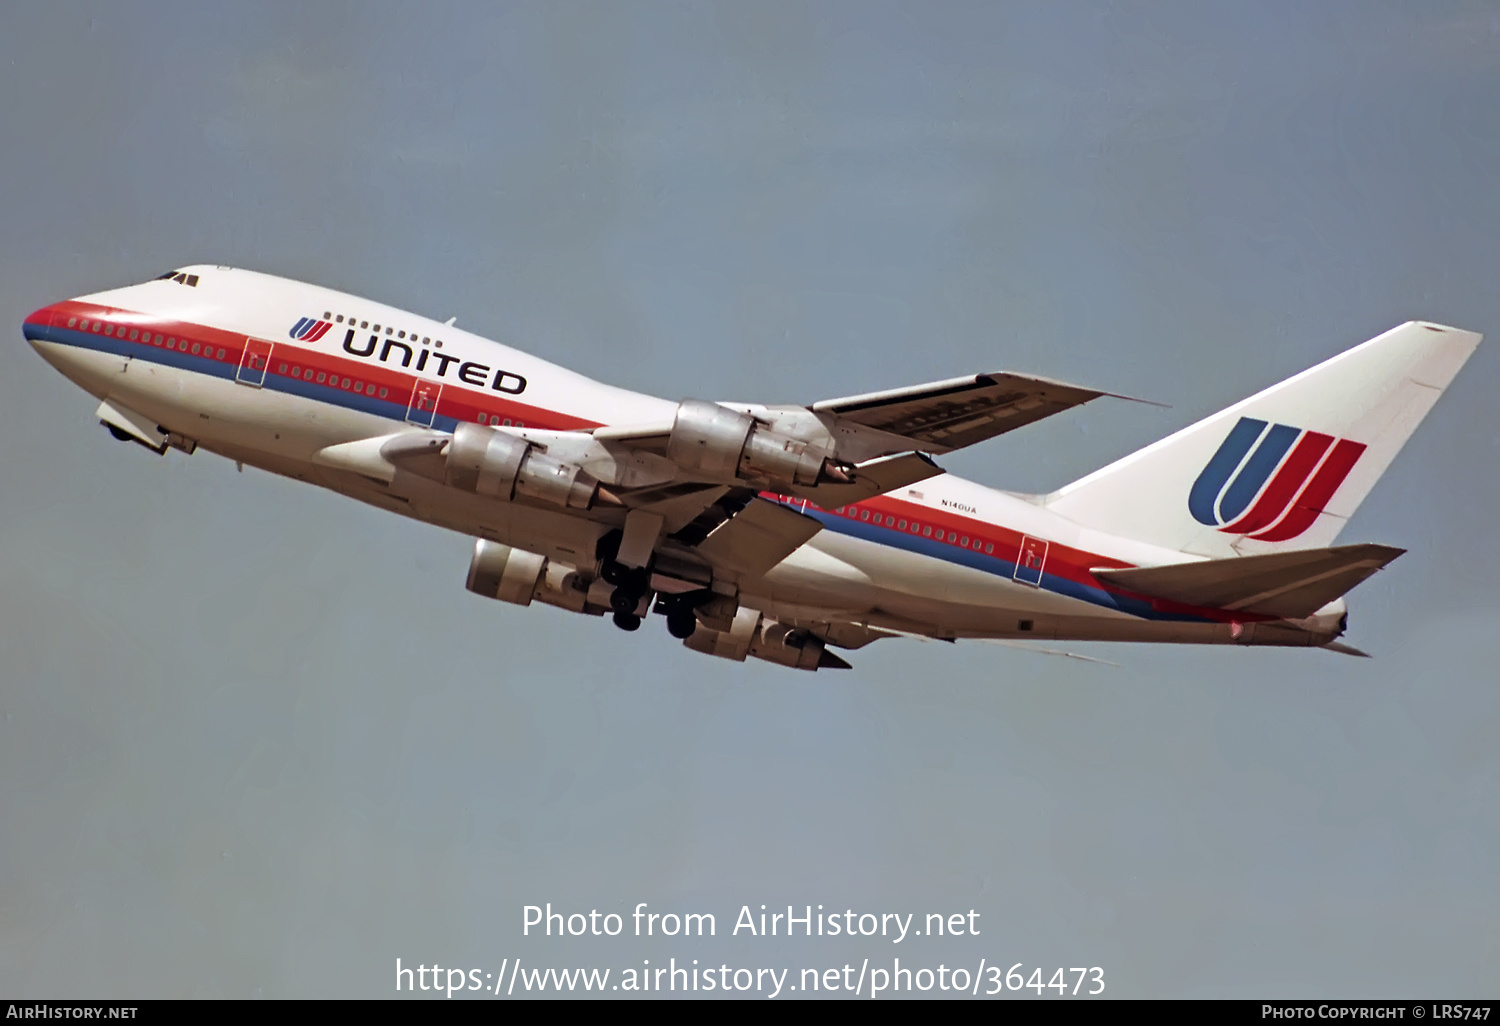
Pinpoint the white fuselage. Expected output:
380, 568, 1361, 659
24, 266, 1335, 649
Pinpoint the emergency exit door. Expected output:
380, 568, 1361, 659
1014, 535, 1049, 586
406, 380, 441, 427
236, 338, 274, 387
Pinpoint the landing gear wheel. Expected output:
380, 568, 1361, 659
666, 608, 698, 639
106, 424, 134, 443
610, 587, 641, 615
612, 611, 642, 632
601, 559, 626, 586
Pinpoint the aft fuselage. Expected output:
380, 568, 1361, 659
23, 266, 1339, 649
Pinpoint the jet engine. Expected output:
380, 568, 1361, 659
666, 399, 838, 487
466, 539, 600, 615
683, 606, 850, 671
445, 422, 605, 510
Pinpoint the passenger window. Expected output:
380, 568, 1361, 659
502, 419, 512, 426
948, 532, 957, 542
216, 348, 225, 358
898, 519, 907, 529
104, 324, 114, 336
336, 315, 344, 323
360, 321, 368, 329
66, 317, 76, 327
291, 367, 300, 378
985, 543, 994, 554
960, 536, 969, 546
922, 526, 932, 537
341, 377, 350, 388
277, 362, 287, 373
323, 311, 331, 319
398, 331, 406, 339
860, 510, 870, 521
316, 372, 326, 383
166, 338, 175, 348
91, 321, 101, 332
378, 387, 388, 399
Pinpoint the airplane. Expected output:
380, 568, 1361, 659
22, 266, 1481, 670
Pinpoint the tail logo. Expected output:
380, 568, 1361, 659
1188, 417, 1366, 542
289, 317, 332, 342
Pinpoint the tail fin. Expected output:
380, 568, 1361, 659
1045, 321, 1480, 558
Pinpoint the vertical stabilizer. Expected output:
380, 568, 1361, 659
1044, 321, 1480, 558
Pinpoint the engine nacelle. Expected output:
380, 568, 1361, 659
446, 422, 603, 510
466, 539, 599, 615
666, 399, 830, 487
683, 607, 848, 671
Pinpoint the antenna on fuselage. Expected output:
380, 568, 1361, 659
444, 316, 457, 327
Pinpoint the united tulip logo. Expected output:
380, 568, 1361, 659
289, 317, 332, 342
1188, 417, 1365, 542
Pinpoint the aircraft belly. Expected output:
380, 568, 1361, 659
30, 340, 127, 398
106, 358, 385, 458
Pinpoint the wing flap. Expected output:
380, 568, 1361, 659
1092, 543, 1404, 619
694, 497, 823, 578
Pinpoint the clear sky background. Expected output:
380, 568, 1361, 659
1, 1, 1496, 998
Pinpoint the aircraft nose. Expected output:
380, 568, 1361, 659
24, 301, 127, 398
22, 303, 57, 349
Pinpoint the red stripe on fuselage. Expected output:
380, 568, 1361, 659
47, 300, 594, 433
47, 301, 1262, 624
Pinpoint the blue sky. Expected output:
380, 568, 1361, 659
1, 1, 1496, 996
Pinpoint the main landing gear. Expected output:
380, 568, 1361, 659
599, 556, 700, 639
596, 531, 702, 640
601, 557, 651, 634
663, 600, 698, 639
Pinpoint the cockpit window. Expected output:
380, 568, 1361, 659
154, 270, 199, 287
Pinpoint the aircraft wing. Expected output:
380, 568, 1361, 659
1092, 543, 1404, 619
811, 371, 1126, 454
693, 497, 824, 579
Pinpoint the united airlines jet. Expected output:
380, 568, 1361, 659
23, 267, 1480, 669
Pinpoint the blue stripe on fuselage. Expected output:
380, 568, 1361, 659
28, 323, 456, 432
35, 325, 1209, 625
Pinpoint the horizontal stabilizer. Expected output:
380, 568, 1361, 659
1092, 543, 1404, 619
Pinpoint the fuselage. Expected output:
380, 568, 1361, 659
23, 266, 1340, 649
